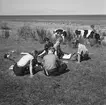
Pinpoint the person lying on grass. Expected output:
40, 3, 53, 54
71, 40, 90, 63
53, 37, 71, 60
4, 50, 43, 78
38, 37, 53, 58
42, 47, 68, 76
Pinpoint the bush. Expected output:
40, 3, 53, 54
0, 22, 10, 30
17, 25, 37, 41
46, 30, 54, 42
66, 28, 74, 42
36, 28, 47, 44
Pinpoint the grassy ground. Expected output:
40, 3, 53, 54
0, 20, 106, 105
0, 37, 106, 105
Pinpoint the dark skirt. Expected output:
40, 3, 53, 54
13, 63, 29, 76
13, 63, 43, 76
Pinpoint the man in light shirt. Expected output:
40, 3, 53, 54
43, 47, 68, 76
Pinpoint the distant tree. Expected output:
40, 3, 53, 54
0, 23, 11, 39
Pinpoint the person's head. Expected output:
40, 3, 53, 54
44, 37, 50, 44
4, 53, 10, 59
31, 50, 38, 58
75, 38, 85, 47
4, 50, 16, 59
48, 47, 55, 54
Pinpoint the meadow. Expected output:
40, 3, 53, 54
0, 18, 106, 105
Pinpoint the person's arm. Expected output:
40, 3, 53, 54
4, 53, 16, 63
29, 59, 34, 78
56, 55, 62, 67
77, 45, 81, 63
54, 50, 57, 56
20, 52, 29, 55
77, 53, 81, 63
42, 58, 49, 76
38, 50, 46, 57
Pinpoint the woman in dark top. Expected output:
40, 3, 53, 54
38, 37, 53, 58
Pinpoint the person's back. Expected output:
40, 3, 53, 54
17, 53, 33, 67
77, 42, 89, 63
43, 53, 57, 71
43, 47, 68, 76
78, 43, 88, 55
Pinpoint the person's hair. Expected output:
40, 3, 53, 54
76, 39, 80, 45
48, 47, 55, 54
31, 50, 38, 58
44, 37, 50, 42
4, 53, 9, 59
34, 50, 38, 55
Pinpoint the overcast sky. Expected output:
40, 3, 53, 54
0, 0, 105, 15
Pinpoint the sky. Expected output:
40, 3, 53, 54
0, 0, 105, 15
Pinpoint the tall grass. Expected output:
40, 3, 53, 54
36, 28, 53, 44
46, 30, 53, 42
36, 28, 47, 43
17, 25, 37, 41
17, 25, 53, 44
66, 28, 74, 42
65, 28, 75, 47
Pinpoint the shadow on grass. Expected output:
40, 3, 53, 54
48, 69, 70, 76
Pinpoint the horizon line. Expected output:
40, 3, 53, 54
0, 14, 106, 16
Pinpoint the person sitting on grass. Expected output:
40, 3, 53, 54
53, 37, 71, 60
38, 37, 53, 58
4, 50, 43, 78
42, 47, 68, 76
71, 40, 90, 63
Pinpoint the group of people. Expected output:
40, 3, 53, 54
4, 35, 90, 78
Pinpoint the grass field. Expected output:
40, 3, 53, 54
0, 19, 106, 105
